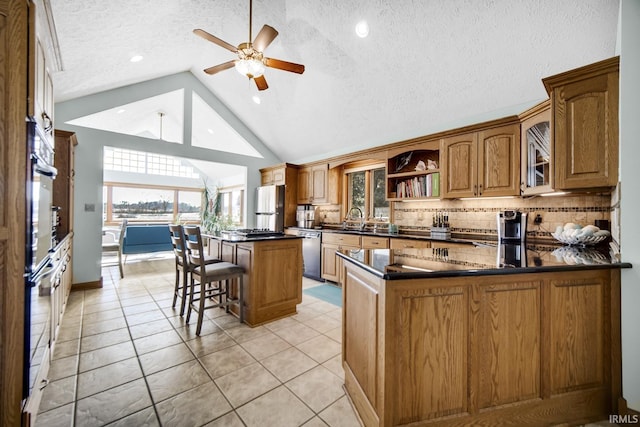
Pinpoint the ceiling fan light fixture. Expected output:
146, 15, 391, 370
235, 58, 266, 78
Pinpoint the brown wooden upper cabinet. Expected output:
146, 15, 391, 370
519, 100, 553, 195
34, 37, 54, 141
543, 56, 619, 190
260, 165, 286, 185
440, 123, 520, 198
297, 163, 340, 205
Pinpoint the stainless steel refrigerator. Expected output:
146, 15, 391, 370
256, 185, 285, 232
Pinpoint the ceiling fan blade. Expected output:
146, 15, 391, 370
264, 57, 305, 74
253, 25, 278, 52
204, 60, 236, 75
193, 29, 238, 53
254, 75, 268, 91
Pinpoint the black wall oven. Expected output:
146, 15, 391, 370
24, 120, 57, 398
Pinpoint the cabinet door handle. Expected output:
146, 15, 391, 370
478, 184, 483, 195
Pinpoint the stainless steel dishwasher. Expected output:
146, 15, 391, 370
298, 229, 322, 281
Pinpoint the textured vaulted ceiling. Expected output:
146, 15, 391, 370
49, 0, 619, 164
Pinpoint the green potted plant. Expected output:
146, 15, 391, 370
201, 182, 233, 234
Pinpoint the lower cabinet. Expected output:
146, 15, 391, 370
321, 233, 362, 283
342, 265, 622, 427
207, 237, 303, 326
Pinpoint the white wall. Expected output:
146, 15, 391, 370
619, 0, 640, 411
55, 72, 281, 284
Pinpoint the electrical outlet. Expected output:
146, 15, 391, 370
534, 214, 543, 225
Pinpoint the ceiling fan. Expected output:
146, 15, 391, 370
194, 0, 305, 91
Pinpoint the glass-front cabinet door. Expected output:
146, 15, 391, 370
520, 100, 553, 194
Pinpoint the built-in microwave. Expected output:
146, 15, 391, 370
27, 120, 57, 277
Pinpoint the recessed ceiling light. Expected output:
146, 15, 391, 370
130, 55, 144, 63
207, 128, 214, 134
252, 95, 261, 104
355, 20, 369, 38
117, 109, 126, 114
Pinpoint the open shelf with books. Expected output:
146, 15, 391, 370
386, 146, 441, 201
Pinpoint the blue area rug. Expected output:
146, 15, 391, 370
303, 284, 342, 307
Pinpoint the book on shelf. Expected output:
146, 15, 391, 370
394, 172, 440, 198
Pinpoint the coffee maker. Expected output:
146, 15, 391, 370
497, 210, 527, 242
296, 205, 316, 229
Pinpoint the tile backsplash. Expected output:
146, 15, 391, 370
316, 192, 614, 243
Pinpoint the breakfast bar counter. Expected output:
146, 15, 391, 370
206, 233, 303, 326
337, 243, 631, 427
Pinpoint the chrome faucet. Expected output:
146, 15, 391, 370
346, 207, 365, 230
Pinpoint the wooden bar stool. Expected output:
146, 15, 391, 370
183, 226, 244, 335
168, 224, 220, 316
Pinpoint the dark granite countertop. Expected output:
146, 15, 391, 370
205, 232, 301, 242
287, 226, 482, 244
337, 242, 632, 280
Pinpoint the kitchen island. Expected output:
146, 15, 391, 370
337, 243, 631, 427
206, 233, 303, 326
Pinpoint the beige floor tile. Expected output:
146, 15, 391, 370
322, 354, 345, 380
318, 396, 362, 427
133, 329, 183, 355
47, 354, 78, 381
177, 318, 223, 340
56, 322, 82, 343
34, 402, 74, 427
75, 378, 152, 425
224, 324, 270, 343
296, 335, 341, 364
107, 407, 159, 427
52, 339, 80, 360
302, 416, 330, 427
241, 332, 291, 360
261, 347, 318, 382
80, 327, 130, 353
203, 411, 245, 427
125, 309, 167, 326
212, 312, 245, 330
81, 316, 128, 337
82, 307, 124, 325
185, 331, 236, 358
119, 295, 155, 307
82, 300, 121, 315
263, 316, 302, 332
215, 362, 280, 407
146, 360, 211, 403
236, 386, 314, 427
78, 341, 136, 373
77, 357, 142, 399
274, 322, 321, 346
286, 365, 345, 412
37, 376, 76, 413
156, 381, 232, 427
325, 308, 343, 321
200, 344, 255, 378
128, 318, 174, 340
302, 314, 341, 334
292, 305, 325, 323
139, 342, 195, 375
122, 301, 160, 316
306, 300, 340, 314
324, 326, 342, 343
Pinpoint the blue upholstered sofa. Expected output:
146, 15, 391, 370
121, 224, 173, 254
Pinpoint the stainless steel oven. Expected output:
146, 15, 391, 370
24, 120, 57, 398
